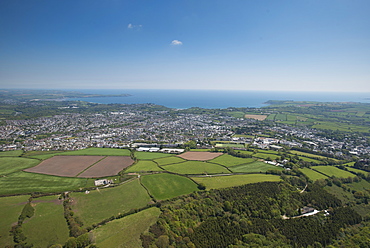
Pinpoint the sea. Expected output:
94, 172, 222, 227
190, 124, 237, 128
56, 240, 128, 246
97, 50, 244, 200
69, 89, 370, 109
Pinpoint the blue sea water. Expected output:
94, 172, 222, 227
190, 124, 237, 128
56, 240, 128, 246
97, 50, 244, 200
70, 89, 370, 109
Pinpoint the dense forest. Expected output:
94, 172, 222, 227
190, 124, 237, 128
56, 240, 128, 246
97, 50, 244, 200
141, 181, 362, 248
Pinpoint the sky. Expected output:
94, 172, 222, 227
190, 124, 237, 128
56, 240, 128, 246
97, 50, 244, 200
1, 0, 370, 92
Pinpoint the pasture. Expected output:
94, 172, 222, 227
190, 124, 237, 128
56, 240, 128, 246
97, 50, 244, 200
58, 147, 131, 156
141, 173, 198, 200
191, 174, 281, 190
0, 157, 40, 175
71, 179, 151, 227
347, 180, 370, 192
0, 171, 94, 195
78, 156, 134, 178
163, 161, 230, 175
313, 166, 355, 178
93, 207, 161, 248
177, 151, 223, 161
299, 168, 328, 181
209, 154, 255, 167
23, 195, 69, 248
125, 161, 163, 173
134, 151, 173, 160
346, 167, 368, 175
0, 195, 29, 247
0, 150, 24, 157
154, 156, 186, 166
229, 161, 283, 173
215, 143, 245, 148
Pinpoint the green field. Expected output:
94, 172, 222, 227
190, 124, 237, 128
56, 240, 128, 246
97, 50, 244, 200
191, 174, 281, 190
313, 166, 355, 178
324, 185, 355, 204
215, 143, 245, 148
0, 150, 24, 157
209, 154, 255, 167
289, 150, 328, 160
23, 196, 69, 248
93, 207, 161, 248
71, 179, 151, 227
0, 157, 40, 175
229, 161, 284, 173
346, 167, 368, 175
347, 180, 370, 192
0, 171, 94, 195
141, 173, 198, 200
59, 147, 131, 156
163, 161, 230, 175
125, 161, 163, 173
154, 156, 185, 166
253, 152, 280, 160
300, 168, 328, 181
134, 151, 173, 160
0, 195, 29, 247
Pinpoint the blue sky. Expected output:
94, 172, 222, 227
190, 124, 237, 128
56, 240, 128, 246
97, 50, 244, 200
1, 0, 370, 92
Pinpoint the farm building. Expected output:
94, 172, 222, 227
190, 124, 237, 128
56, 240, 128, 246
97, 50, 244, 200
94, 179, 113, 186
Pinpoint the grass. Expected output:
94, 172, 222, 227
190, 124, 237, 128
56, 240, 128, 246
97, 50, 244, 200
313, 166, 355, 178
347, 180, 370, 192
289, 150, 328, 160
229, 161, 284, 173
299, 168, 328, 181
215, 143, 245, 148
209, 154, 255, 167
125, 161, 163, 173
346, 167, 368, 175
93, 207, 161, 248
0, 157, 40, 175
154, 156, 186, 166
190, 149, 212, 152
0, 150, 24, 157
141, 173, 198, 200
0, 195, 29, 247
163, 161, 230, 175
59, 147, 131, 156
71, 179, 151, 227
0, 171, 94, 196
134, 151, 173, 160
324, 185, 355, 204
191, 174, 281, 190
23, 195, 69, 248
252, 152, 280, 160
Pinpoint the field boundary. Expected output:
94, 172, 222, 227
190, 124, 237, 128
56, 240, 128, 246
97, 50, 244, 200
75, 156, 107, 177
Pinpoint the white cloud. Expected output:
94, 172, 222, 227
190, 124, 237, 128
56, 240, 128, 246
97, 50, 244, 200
171, 40, 183, 46
127, 23, 133, 29
127, 23, 142, 29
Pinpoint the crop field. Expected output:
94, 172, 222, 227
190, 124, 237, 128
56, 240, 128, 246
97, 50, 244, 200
164, 161, 230, 175
135, 151, 173, 160
71, 179, 151, 227
177, 151, 223, 161
58, 147, 131, 156
93, 207, 161, 248
208, 154, 255, 167
0, 171, 94, 195
313, 166, 355, 178
125, 161, 163, 173
154, 156, 186, 166
23, 196, 69, 248
244, 114, 267, 120
215, 143, 245, 148
191, 174, 281, 190
300, 168, 328, 181
78, 156, 134, 178
0, 195, 29, 247
312, 121, 369, 133
141, 173, 198, 200
25, 155, 104, 177
0, 150, 24, 157
229, 161, 283, 173
0, 157, 40, 175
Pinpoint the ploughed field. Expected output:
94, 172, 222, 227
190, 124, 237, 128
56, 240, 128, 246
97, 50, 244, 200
25, 155, 134, 178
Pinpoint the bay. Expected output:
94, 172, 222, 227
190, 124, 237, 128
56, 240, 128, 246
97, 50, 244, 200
69, 89, 370, 109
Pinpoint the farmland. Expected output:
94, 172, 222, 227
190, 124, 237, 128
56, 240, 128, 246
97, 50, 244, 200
0, 195, 29, 247
300, 168, 328, 181
140, 173, 198, 200
23, 196, 69, 247
92, 207, 161, 248
0, 157, 40, 175
71, 179, 151, 227
154, 156, 186, 166
209, 154, 255, 167
191, 174, 281, 189
78, 156, 134, 177
163, 161, 230, 175
134, 151, 173, 160
125, 160, 163, 172
177, 151, 223, 161
229, 161, 283, 173
313, 166, 356, 178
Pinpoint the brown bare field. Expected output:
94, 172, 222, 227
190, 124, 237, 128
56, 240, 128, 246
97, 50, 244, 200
177, 152, 223, 161
24, 156, 104, 177
78, 156, 134, 178
244, 114, 267, 121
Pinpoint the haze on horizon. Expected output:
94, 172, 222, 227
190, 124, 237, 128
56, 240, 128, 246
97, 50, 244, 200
1, 0, 370, 92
